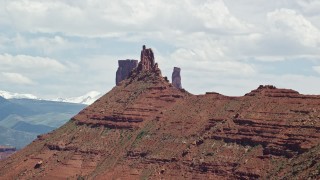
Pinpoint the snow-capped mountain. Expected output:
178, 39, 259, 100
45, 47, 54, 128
52, 91, 102, 105
0, 90, 102, 105
0, 90, 40, 100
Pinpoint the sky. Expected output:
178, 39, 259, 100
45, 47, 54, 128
1, 0, 320, 98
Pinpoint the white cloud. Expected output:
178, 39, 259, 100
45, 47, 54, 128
253, 54, 320, 62
313, 66, 320, 74
11, 34, 74, 54
267, 8, 320, 47
194, 0, 252, 33
3, 0, 253, 37
0, 53, 66, 71
0, 35, 10, 49
297, 0, 320, 16
1, 72, 35, 85
168, 46, 255, 78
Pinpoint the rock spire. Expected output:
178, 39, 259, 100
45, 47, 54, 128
172, 67, 182, 89
136, 45, 161, 76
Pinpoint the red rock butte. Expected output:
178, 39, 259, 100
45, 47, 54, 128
0, 46, 319, 179
116, 59, 138, 85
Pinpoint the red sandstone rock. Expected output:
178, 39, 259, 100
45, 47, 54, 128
137, 45, 161, 74
172, 67, 182, 89
137, 45, 155, 71
116, 59, 138, 85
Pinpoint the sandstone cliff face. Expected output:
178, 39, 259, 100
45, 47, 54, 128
172, 67, 182, 89
1, 48, 320, 179
115, 59, 138, 85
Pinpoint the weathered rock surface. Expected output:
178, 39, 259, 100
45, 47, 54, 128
137, 45, 154, 71
116, 59, 138, 85
172, 67, 182, 89
135, 45, 161, 76
0, 48, 319, 179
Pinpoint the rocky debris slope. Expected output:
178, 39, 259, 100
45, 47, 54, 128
0, 48, 319, 179
116, 59, 138, 85
172, 67, 182, 89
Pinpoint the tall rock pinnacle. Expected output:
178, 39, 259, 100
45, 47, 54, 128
172, 67, 182, 89
137, 45, 161, 76
116, 59, 138, 85
137, 45, 155, 71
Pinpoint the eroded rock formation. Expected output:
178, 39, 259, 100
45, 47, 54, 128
1, 47, 320, 180
172, 67, 182, 89
116, 59, 138, 85
136, 45, 161, 76
137, 45, 154, 71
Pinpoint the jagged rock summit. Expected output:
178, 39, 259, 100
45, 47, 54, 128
138, 45, 155, 72
136, 45, 161, 76
116, 45, 162, 86
0, 46, 320, 179
172, 67, 182, 89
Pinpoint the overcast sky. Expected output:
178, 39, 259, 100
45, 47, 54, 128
1, 0, 320, 98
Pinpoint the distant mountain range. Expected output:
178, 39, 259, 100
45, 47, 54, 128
0, 96, 35, 120
0, 95, 87, 149
51, 91, 102, 105
0, 90, 102, 105
0, 91, 38, 100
